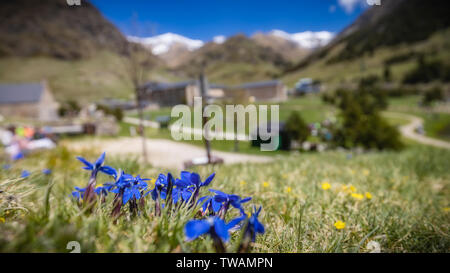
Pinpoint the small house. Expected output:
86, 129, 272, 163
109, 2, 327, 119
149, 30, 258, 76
0, 81, 59, 121
236, 80, 287, 102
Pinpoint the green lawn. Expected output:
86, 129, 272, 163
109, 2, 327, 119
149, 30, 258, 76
0, 52, 180, 104
0, 143, 449, 252
124, 94, 450, 155
387, 95, 450, 141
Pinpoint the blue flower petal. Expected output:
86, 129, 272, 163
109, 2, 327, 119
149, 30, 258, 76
226, 215, 246, 230
76, 156, 94, 170
134, 188, 141, 200
212, 199, 222, 212
95, 152, 106, 168
200, 173, 215, 187
254, 219, 265, 234
123, 189, 132, 205
213, 218, 230, 242
190, 173, 201, 186
185, 219, 211, 241
181, 189, 192, 201
100, 165, 117, 177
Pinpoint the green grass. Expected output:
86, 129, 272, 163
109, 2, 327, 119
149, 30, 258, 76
0, 51, 180, 103
282, 28, 450, 88
423, 113, 450, 141
387, 95, 450, 141
0, 143, 449, 252
124, 94, 450, 155
118, 121, 286, 156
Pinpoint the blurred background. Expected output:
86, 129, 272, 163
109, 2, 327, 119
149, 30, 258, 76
0, 0, 449, 166
1, 0, 450, 254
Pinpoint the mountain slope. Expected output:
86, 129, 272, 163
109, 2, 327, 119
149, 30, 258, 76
284, 0, 450, 86
128, 33, 204, 68
0, 0, 171, 103
251, 32, 310, 62
0, 0, 129, 59
176, 34, 290, 84
251, 30, 334, 62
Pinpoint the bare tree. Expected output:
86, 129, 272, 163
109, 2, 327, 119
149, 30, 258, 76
120, 17, 157, 162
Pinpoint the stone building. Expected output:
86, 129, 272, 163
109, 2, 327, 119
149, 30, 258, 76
141, 80, 227, 107
236, 80, 287, 102
141, 79, 287, 107
0, 81, 59, 121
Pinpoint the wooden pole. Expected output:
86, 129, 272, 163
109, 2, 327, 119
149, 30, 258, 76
199, 73, 212, 164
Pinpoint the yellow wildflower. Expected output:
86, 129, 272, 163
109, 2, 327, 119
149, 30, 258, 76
363, 169, 370, 176
349, 185, 356, 192
334, 221, 346, 230
321, 182, 331, 190
286, 187, 292, 193
351, 193, 364, 200
443, 207, 450, 212
240, 180, 246, 186
365, 192, 372, 199
263, 181, 269, 188
0, 217, 5, 223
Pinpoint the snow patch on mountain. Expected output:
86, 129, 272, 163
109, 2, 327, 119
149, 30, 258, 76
269, 30, 335, 49
127, 33, 204, 55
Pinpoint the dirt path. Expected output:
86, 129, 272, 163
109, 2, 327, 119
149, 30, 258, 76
385, 112, 450, 149
124, 116, 250, 140
64, 137, 272, 170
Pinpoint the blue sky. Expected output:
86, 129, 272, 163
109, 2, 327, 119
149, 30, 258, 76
91, 0, 368, 40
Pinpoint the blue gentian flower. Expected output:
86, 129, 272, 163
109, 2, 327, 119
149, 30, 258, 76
76, 152, 116, 204
226, 209, 248, 231
122, 175, 149, 205
171, 171, 215, 205
20, 170, 30, 178
71, 186, 86, 201
145, 173, 175, 215
197, 195, 223, 215
94, 185, 110, 196
245, 206, 265, 242
147, 173, 171, 200
12, 152, 24, 161
42, 168, 52, 175
177, 171, 215, 188
207, 189, 251, 218
185, 216, 230, 242
76, 152, 116, 177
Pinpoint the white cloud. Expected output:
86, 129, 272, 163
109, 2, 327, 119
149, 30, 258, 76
270, 30, 335, 49
127, 33, 204, 55
213, 35, 226, 44
338, 0, 366, 14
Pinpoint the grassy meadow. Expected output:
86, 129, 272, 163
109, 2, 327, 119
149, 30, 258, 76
282, 28, 450, 87
0, 142, 449, 253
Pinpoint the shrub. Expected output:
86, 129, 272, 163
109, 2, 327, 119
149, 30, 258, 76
96, 104, 124, 121
285, 111, 310, 145
383, 65, 392, 82
422, 87, 445, 106
403, 57, 450, 84
331, 89, 403, 150
359, 74, 380, 88
58, 100, 80, 117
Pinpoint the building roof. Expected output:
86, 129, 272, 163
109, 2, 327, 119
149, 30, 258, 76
142, 80, 229, 92
142, 80, 195, 92
239, 80, 281, 89
0, 83, 44, 104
